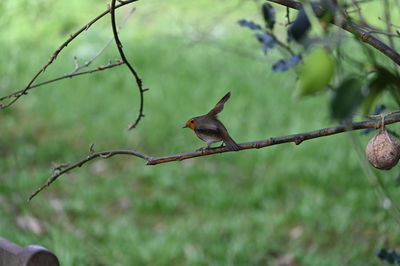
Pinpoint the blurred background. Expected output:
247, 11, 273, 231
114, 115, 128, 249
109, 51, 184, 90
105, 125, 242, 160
1, 0, 399, 265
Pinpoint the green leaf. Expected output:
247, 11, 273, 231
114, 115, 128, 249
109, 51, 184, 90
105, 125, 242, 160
295, 48, 335, 96
362, 66, 400, 114
331, 77, 364, 120
287, 9, 310, 42
261, 3, 275, 30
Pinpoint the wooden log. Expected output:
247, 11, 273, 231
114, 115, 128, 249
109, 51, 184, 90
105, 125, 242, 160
0, 237, 59, 266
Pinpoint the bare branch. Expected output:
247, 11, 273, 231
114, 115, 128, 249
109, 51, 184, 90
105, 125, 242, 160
29, 150, 151, 201
0, 60, 124, 101
0, 0, 138, 109
266, 0, 400, 66
28, 112, 400, 201
69, 7, 136, 75
110, 0, 145, 130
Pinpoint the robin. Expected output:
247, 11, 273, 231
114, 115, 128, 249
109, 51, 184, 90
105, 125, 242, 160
183, 92, 240, 151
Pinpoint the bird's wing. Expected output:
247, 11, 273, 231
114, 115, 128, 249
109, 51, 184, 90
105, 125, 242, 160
194, 123, 220, 135
207, 92, 231, 117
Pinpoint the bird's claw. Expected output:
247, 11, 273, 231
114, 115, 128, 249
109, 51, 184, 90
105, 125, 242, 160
196, 146, 211, 154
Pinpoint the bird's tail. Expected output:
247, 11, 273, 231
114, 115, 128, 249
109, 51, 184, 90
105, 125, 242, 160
224, 134, 240, 151
207, 92, 231, 117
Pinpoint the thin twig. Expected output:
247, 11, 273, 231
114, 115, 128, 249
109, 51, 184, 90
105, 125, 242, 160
29, 150, 151, 201
285, 6, 291, 25
366, 30, 400, 38
382, 2, 396, 49
350, 0, 367, 26
69, 7, 136, 75
272, 34, 294, 56
0, 0, 138, 109
382, 0, 399, 76
28, 112, 400, 201
0, 61, 124, 101
266, 0, 400, 66
368, 110, 400, 119
378, 17, 400, 29
110, 0, 145, 130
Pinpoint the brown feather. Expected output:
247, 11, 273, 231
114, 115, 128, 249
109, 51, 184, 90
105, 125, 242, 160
195, 116, 240, 151
184, 92, 239, 151
207, 92, 231, 117
218, 122, 240, 151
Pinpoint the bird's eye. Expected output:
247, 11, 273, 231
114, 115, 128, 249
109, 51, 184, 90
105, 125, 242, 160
190, 120, 194, 123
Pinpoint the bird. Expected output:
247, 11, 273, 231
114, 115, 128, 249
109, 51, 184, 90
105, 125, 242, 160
183, 92, 240, 151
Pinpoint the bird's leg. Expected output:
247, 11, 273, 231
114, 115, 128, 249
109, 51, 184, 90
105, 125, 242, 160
196, 142, 213, 152
196, 145, 209, 152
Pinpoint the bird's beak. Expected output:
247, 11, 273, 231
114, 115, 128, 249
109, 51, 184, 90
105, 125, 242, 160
182, 125, 188, 128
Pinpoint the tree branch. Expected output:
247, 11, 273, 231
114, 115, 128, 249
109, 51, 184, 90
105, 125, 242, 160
266, 0, 400, 66
0, 0, 138, 109
0, 60, 124, 101
28, 112, 400, 201
110, 0, 146, 130
68, 7, 136, 75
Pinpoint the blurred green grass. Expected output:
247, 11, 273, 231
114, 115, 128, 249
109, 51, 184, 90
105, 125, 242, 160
1, 0, 400, 265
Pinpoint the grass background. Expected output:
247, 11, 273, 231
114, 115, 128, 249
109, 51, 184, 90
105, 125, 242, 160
1, 0, 400, 265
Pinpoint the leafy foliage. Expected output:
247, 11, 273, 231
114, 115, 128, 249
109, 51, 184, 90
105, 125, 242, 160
362, 66, 400, 114
238, 2, 400, 264
238, 4, 302, 72
272, 55, 302, 72
238, 1, 400, 124
295, 48, 335, 96
330, 77, 363, 120
261, 3, 275, 30
376, 249, 400, 264
287, 9, 310, 43
255, 32, 276, 53
237, 19, 262, 31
